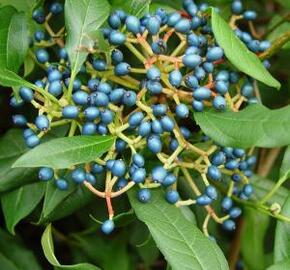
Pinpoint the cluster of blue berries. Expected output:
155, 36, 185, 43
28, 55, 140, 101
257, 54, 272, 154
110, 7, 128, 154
10, 0, 265, 235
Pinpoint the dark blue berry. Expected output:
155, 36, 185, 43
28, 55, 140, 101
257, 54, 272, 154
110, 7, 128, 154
133, 153, 145, 168
174, 19, 191, 33
207, 165, 222, 181
62, 105, 79, 119
84, 107, 100, 121
49, 2, 63, 15
32, 8, 45, 24
138, 188, 151, 203
160, 116, 175, 132
151, 166, 167, 183
82, 122, 97, 135
55, 178, 68, 190
38, 167, 54, 181
122, 91, 136, 107
13, 115, 27, 127
229, 207, 242, 219
108, 12, 121, 29
93, 59, 107, 71
114, 62, 131, 76
146, 16, 161, 35
36, 49, 49, 63
169, 70, 182, 87
196, 195, 212, 206
109, 31, 126, 45
165, 190, 180, 204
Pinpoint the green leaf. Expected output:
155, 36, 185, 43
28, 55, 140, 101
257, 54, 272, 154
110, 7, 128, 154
0, 228, 42, 270
280, 146, 290, 178
128, 189, 229, 270
39, 181, 94, 223
211, 9, 280, 89
0, 129, 37, 192
65, 0, 110, 75
251, 175, 289, 206
1, 182, 45, 234
0, 0, 36, 12
13, 135, 115, 169
41, 224, 101, 270
6, 12, 29, 72
129, 0, 151, 17
274, 195, 290, 263
275, 0, 290, 9
24, 51, 35, 77
267, 259, 290, 270
241, 207, 270, 270
194, 105, 290, 148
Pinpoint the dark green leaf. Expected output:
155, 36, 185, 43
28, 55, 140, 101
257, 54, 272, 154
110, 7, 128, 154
13, 135, 115, 169
267, 259, 290, 270
41, 224, 101, 270
241, 207, 270, 270
0, 129, 37, 192
0, 0, 36, 11
274, 195, 290, 263
65, 0, 110, 75
211, 9, 280, 89
6, 12, 29, 72
194, 105, 290, 148
275, 0, 290, 9
0, 228, 42, 270
128, 189, 229, 270
251, 175, 289, 206
24, 53, 35, 77
1, 182, 45, 234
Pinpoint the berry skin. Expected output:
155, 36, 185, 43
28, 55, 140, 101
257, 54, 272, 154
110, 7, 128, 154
137, 188, 151, 203
13, 115, 27, 127
82, 122, 97, 135
131, 168, 146, 183
146, 80, 162, 94
125, 15, 141, 34
48, 80, 63, 96
72, 91, 88, 106
71, 168, 86, 184
93, 59, 107, 71
58, 48, 68, 60
192, 100, 204, 112
49, 2, 63, 15
146, 16, 161, 35
151, 166, 167, 183
48, 70, 62, 82
241, 82, 254, 98
23, 128, 34, 139
175, 103, 189, 119
101, 220, 115, 235
25, 135, 40, 148
185, 75, 199, 89
36, 49, 49, 63
206, 47, 224, 62
205, 185, 218, 200
244, 10, 257, 21
207, 165, 222, 181
114, 62, 131, 76
62, 105, 79, 119
97, 82, 112, 94
55, 179, 69, 190
133, 153, 145, 168
85, 173, 96, 185
222, 220, 236, 231
116, 178, 127, 190
88, 92, 109, 107
92, 163, 104, 174
203, 62, 214, 73
160, 116, 175, 132
225, 159, 239, 170
169, 138, 178, 151
174, 18, 191, 33
109, 31, 126, 45
233, 148, 245, 158
110, 88, 125, 104
138, 121, 151, 137
193, 87, 211, 101
38, 167, 54, 181
32, 8, 45, 24
182, 54, 201, 68
34, 30, 45, 42
10, 97, 24, 108
111, 160, 126, 177
115, 139, 127, 152
84, 107, 100, 121
221, 197, 233, 211
211, 151, 226, 166
20, 87, 34, 102
152, 104, 167, 117
108, 12, 121, 29
215, 80, 229, 95
151, 39, 167, 54
167, 12, 181, 27
35, 115, 50, 131
151, 120, 163, 134
147, 66, 161, 81
162, 173, 176, 187
243, 184, 253, 197
165, 190, 180, 204
213, 96, 226, 111
169, 70, 182, 87
100, 109, 114, 124
111, 49, 124, 64
87, 78, 100, 91
196, 195, 212, 206
229, 207, 242, 219
122, 91, 137, 107
231, 0, 243, 15
128, 112, 144, 127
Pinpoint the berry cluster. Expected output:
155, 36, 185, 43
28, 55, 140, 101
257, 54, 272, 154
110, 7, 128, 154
11, 0, 266, 236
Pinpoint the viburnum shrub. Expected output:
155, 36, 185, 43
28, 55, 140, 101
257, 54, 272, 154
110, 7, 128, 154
1, 0, 290, 269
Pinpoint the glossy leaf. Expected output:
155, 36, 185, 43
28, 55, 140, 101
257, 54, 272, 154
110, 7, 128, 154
6, 12, 29, 72
41, 224, 101, 270
0, 129, 37, 192
128, 189, 229, 270
194, 105, 290, 148
211, 9, 280, 89
65, 0, 110, 75
0, 228, 42, 270
13, 135, 115, 169
1, 182, 45, 234
241, 207, 270, 270
267, 259, 290, 270
274, 195, 290, 263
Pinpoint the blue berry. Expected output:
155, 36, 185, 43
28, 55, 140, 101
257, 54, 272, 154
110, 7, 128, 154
215, 80, 229, 95
203, 62, 214, 73
152, 104, 167, 116
193, 87, 211, 101
151, 166, 167, 183
146, 16, 161, 35
13, 114, 27, 127
147, 66, 161, 81
32, 8, 45, 24
165, 190, 180, 204
62, 105, 79, 119
88, 92, 109, 107
25, 135, 40, 148
206, 47, 223, 62
175, 103, 189, 118
115, 139, 127, 152
82, 122, 97, 135
213, 96, 226, 111
109, 88, 125, 103
122, 91, 136, 107
147, 135, 162, 153
72, 91, 88, 106
115, 62, 131, 76
71, 168, 86, 184
167, 12, 181, 27
244, 10, 257, 21
196, 195, 212, 206
23, 128, 34, 139
48, 70, 62, 82
100, 109, 114, 124
163, 173, 176, 187
116, 178, 127, 190
160, 116, 175, 132
205, 185, 218, 200
97, 123, 108, 135
101, 220, 115, 234
229, 207, 242, 219
20, 87, 34, 102
50, 2, 63, 15
221, 197, 233, 211
151, 120, 163, 134
86, 173, 96, 185
211, 151, 226, 166
169, 70, 182, 87
231, 0, 243, 14
225, 159, 239, 170
185, 75, 199, 89
128, 112, 144, 127
109, 31, 126, 45
111, 49, 124, 64
10, 97, 24, 108
138, 188, 151, 203
180, 126, 191, 139
35, 49, 49, 63
191, 16, 202, 30
55, 178, 69, 190
182, 54, 201, 68
222, 220, 236, 231
92, 163, 104, 174
58, 48, 68, 59
169, 138, 178, 151
233, 148, 245, 158
108, 12, 121, 29
146, 80, 162, 94
207, 165, 222, 181
133, 154, 145, 168
93, 59, 107, 71
84, 107, 99, 121
231, 173, 242, 183
192, 100, 204, 112
35, 115, 50, 131
151, 39, 167, 54
125, 15, 140, 34
243, 184, 253, 197
131, 168, 146, 183
97, 82, 112, 94
138, 121, 151, 137
174, 19, 191, 33
111, 160, 126, 177
48, 80, 63, 96
87, 78, 100, 91
38, 167, 54, 181
34, 30, 45, 42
